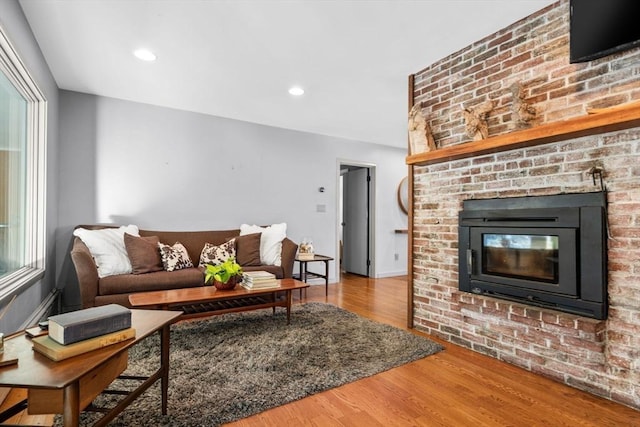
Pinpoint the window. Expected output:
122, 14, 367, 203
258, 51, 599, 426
0, 25, 47, 299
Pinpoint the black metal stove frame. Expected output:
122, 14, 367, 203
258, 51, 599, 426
458, 192, 607, 319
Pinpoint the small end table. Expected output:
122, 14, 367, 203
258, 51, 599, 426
0, 310, 181, 427
294, 254, 334, 296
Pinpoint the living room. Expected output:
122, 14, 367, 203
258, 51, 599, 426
1, 0, 640, 425
1, 0, 559, 328
0, 0, 419, 332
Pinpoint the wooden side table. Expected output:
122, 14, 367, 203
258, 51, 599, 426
294, 254, 334, 296
0, 309, 181, 427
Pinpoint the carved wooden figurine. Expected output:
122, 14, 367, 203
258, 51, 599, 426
408, 104, 437, 154
462, 100, 495, 140
511, 82, 537, 128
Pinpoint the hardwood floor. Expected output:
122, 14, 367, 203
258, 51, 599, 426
228, 274, 640, 427
5, 275, 639, 425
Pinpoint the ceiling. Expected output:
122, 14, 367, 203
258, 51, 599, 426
19, 0, 554, 148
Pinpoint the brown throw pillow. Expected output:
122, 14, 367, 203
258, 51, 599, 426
233, 233, 262, 266
124, 233, 163, 274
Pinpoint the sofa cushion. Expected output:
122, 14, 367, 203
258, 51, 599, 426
199, 240, 235, 267
99, 268, 204, 295
140, 229, 240, 267
73, 224, 140, 278
124, 233, 163, 274
158, 241, 194, 272
240, 223, 287, 266
233, 233, 262, 266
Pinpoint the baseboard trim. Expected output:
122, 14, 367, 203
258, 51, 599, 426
304, 279, 329, 286
375, 271, 407, 279
19, 289, 59, 330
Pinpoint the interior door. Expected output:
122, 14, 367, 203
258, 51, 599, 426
342, 167, 369, 276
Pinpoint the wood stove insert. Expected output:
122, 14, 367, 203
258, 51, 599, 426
458, 192, 607, 319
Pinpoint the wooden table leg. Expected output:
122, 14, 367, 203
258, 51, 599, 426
286, 290, 293, 324
160, 325, 170, 415
272, 292, 276, 314
298, 261, 306, 299
62, 382, 80, 427
324, 260, 329, 295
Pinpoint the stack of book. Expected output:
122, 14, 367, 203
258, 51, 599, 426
32, 304, 135, 361
242, 271, 279, 289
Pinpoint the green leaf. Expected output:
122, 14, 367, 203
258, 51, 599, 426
203, 256, 243, 284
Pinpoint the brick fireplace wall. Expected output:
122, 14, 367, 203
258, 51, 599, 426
410, 0, 640, 410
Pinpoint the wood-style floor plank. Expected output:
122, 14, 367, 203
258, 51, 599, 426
8, 274, 639, 425
227, 274, 640, 427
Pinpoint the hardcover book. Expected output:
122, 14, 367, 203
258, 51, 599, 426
242, 271, 278, 289
240, 281, 280, 290
244, 271, 276, 280
48, 304, 132, 345
32, 328, 135, 361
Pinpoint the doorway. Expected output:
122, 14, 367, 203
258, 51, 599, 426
338, 162, 375, 279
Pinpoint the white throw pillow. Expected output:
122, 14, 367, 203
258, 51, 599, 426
73, 225, 140, 278
239, 223, 286, 266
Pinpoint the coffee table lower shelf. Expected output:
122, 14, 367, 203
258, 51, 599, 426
169, 295, 287, 319
129, 279, 310, 324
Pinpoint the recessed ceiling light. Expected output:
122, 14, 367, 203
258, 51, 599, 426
133, 49, 157, 62
288, 86, 304, 96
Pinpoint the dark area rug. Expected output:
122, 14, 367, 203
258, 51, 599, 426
58, 302, 443, 426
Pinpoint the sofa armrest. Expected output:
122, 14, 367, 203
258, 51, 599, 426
70, 237, 99, 308
281, 238, 298, 279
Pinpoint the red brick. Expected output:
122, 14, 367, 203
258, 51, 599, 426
545, 105, 585, 121
562, 336, 605, 354
514, 348, 548, 366
509, 314, 542, 328
568, 64, 610, 84
410, 0, 640, 411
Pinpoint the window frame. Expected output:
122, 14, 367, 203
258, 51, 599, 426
0, 24, 47, 300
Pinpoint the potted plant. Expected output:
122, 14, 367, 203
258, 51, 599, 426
204, 257, 244, 290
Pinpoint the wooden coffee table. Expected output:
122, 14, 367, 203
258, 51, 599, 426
0, 309, 181, 427
129, 278, 310, 324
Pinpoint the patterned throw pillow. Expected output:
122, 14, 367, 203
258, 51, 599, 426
158, 241, 194, 272
199, 240, 236, 267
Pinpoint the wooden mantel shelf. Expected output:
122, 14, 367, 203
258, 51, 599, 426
406, 101, 640, 166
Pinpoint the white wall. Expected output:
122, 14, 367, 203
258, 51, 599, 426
0, 0, 59, 333
58, 91, 408, 309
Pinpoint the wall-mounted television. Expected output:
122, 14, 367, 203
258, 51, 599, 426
570, 0, 640, 63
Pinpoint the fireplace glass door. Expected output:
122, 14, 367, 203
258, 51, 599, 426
470, 227, 577, 296
483, 234, 559, 283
